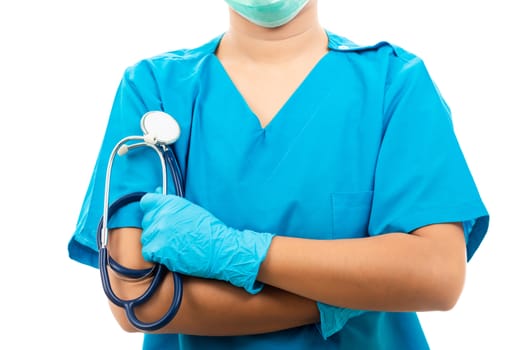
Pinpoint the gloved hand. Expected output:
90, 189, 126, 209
316, 302, 366, 339
139, 193, 275, 294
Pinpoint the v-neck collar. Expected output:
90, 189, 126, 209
188, 31, 383, 187
202, 30, 370, 132
194, 30, 384, 139
209, 50, 334, 132
193, 51, 340, 187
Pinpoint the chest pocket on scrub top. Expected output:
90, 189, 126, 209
331, 191, 373, 238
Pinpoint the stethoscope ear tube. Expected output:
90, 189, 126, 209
164, 146, 185, 197
97, 192, 183, 331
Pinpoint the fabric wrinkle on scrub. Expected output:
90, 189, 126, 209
68, 31, 489, 350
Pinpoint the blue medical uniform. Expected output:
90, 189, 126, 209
68, 31, 489, 349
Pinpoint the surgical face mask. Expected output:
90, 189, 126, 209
225, 0, 310, 28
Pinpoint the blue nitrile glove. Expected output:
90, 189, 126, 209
140, 193, 275, 294
317, 302, 366, 339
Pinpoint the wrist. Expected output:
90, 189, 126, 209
232, 229, 275, 294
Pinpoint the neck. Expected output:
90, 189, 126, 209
217, 2, 327, 64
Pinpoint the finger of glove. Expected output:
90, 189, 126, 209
140, 192, 190, 214
140, 194, 196, 246
140, 213, 214, 277
140, 194, 176, 245
140, 192, 167, 212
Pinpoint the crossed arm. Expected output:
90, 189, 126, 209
107, 222, 466, 335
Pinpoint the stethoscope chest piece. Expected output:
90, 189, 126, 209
141, 111, 181, 146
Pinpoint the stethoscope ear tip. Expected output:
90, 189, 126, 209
117, 144, 129, 156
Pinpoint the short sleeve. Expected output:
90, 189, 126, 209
68, 61, 167, 267
369, 48, 489, 261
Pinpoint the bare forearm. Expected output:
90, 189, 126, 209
107, 228, 319, 335
112, 274, 318, 335
258, 223, 466, 312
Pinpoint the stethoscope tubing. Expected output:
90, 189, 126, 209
97, 133, 185, 331
98, 192, 184, 331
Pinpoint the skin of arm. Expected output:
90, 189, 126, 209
106, 228, 320, 335
258, 222, 466, 312
107, 223, 466, 335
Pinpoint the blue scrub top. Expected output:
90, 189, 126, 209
68, 31, 489, 350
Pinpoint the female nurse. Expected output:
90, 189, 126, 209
68, 0, 490, 349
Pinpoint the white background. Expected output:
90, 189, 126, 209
1, 1, 522, 349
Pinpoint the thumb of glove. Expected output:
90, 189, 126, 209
140, 192, 192, 215
140, 192, 166, 212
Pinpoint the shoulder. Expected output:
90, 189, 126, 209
326, 31, 439, 98
121, 34, 223, 84
326, 30, 420, 62
325, 30, 428, 78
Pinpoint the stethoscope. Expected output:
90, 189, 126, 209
96, 111, 184, 331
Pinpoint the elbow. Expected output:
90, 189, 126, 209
106, 271, 182, 334
413, 222, 468, 311
426, 259, 466, 311
119, 321, 140, 334
109, 302, 141, 333
437, 275, 465, 311
433, 286, 462, 311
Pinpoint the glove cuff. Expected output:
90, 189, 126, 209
316, 302, 366, 339
225, 229, 275, 294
